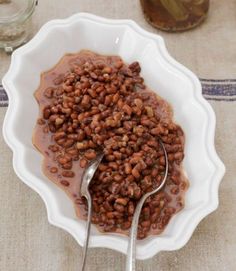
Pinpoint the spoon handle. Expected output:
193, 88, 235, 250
126, 195, 147, 271
80, 194, 92, 271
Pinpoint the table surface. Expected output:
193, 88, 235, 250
0, 1, 236, 271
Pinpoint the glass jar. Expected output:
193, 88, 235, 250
140, 0, 210, 32
0, 0, 37, 53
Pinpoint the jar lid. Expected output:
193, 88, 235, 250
0, 0, 36, 24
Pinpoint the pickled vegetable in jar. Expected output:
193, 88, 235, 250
140, 0, 209, 32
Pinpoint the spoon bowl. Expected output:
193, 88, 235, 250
80, 152, 104, 199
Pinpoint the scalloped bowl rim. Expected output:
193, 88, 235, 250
2, 13, 225, 259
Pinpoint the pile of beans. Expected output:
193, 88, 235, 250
37, 51, 187, 239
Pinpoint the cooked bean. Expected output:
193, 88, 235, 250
141, 220, 151, 228
115, 198, 128, 206
84, 149, 96, 160
131, 165, 140, 179
138, 231, 147, 239
109, 172, 120, 182
121, 221, 131, 230
63, 139, 75, 148
114, 203, 125, 213
105, 212, 114, 219
134, 187, 142, 199
76, 141, 88, 150
62, 171, 75, 178
81, 95, 91, 106
174, 152, 184, 161
43, 108, 51, 119
145, 106, 154, 117
151, 211, 161, 223
103, 201, 113, 211
128, 202, 135, 215
124, 163, 132, 174
66, 148, 78, 156
130, 156, 140, 164
80, 158, 88, 168
48, 145, 59, 152
142, 207, 150, 220
108, 162, 119, 170
109, 183, 120, 194
50, 167, 58, 173
171, 186, 179, 195
171, 174, 180, 185
60, 180, 70, 186
112, 93, 120, 103
164, 207, 176, 215
102, 66, 112, 74
159, 156, 166, 166
37, 118, 45, 125
54, 131, 66, 141
151, 168, 158, 177
58, 156, 68, 165
106, 155, 115, 162
44, 87, 55, 98
122, 104, 132, 115
62, 162, 72, 170
113, 151, 122, 159
104, 225, 116, 232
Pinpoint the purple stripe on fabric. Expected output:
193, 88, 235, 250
201, 83, 236, 96
204, 97, 236, 102
200, 78, 236, 82
0, 103, 8, 107
0, 85, 8, 107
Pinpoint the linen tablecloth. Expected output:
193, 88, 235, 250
0, 1, 235, 270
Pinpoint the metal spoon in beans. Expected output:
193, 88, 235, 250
79, 139, 168, 271
126, 138, 168, 271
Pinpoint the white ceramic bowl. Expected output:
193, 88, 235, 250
2, 13, 225, 259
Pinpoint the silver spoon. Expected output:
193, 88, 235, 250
126, 139, 169, 271
79, 152, 104, 271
